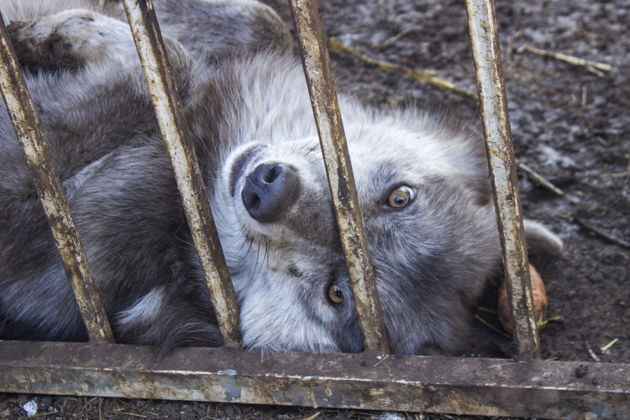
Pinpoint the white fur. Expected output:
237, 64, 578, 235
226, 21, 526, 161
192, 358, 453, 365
116, 287, 165, 327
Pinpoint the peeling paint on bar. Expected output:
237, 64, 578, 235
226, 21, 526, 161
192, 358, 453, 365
121, 0, 240, 346
0, 17, 114, 343
465, 0, 540, 358
288, 0, 389, 353
1, 341, 629, 419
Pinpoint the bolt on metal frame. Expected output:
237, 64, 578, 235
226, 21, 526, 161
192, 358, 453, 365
0, 0, 628, 418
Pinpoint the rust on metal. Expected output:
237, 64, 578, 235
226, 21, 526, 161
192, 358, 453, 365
288, 0, 389, 353
465, 0, 539, 358
1, 341, 629, 419
0, 18, 114, 343
121, 0, 240, 346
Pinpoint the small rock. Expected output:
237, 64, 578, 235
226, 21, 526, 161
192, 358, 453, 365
376, 413, 407, 420
22, 400, 38, 417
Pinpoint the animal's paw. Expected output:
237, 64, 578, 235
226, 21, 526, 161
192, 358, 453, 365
8, 9, 137, 72
524, 219, 564, 258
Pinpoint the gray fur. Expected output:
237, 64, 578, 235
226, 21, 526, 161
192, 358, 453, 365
0, 0, 562, 353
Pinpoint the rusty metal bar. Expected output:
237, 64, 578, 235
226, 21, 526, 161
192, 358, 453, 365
0, 18, 114, 343
121, 0, 240, 346
1, 341, 629, 419
465, 0, 539, 358
288, 0, 389, 353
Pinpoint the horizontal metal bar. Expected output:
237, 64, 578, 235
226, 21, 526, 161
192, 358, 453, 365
288, 0, 389, 353
465, 0, 539, 358
121, 0, 240, 346
1, 341, 628, 419
0, 17, 114, 343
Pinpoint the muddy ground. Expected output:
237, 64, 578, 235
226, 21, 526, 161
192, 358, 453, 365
1, 0, 628, 418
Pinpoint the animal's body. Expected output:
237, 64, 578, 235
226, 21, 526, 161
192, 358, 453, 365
0, 0, 561, 354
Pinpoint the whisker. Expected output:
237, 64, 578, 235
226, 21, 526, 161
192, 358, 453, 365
245, 238, 263, 285
262, 239, 271, 275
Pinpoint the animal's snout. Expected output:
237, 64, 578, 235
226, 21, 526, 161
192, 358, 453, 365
241, 162, 300, 223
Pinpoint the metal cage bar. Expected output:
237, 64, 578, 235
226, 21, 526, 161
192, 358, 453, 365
0, 17, 114, 343
288, 0, 390, 353
1, 341, 629, 419
121, 0, 240, 347
465, 0, 540, 358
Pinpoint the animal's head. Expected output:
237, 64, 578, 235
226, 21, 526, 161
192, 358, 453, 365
211, 103, 516, 354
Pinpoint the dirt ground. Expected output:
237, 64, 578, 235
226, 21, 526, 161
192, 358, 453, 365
1, 0, 628, 418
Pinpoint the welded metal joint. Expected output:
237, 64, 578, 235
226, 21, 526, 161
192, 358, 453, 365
465, 0, 539, 358
0, 17, 114, 343
121, 0, 240, 346
288, 0, 390, 353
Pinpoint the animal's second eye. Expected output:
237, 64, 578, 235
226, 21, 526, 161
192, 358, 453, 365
327, 284, 344, 304
387, 185, 415, 208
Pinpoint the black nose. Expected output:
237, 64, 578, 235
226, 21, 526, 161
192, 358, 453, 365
241, 162, 300, 223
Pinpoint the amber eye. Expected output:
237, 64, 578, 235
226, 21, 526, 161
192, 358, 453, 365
327, 284, 344, 304
387, 185, 415, 208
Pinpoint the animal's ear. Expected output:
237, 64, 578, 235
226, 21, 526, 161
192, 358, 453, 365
524, 219, 563, 257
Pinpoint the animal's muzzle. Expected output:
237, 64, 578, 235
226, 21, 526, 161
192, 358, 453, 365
241, 162, 300, 223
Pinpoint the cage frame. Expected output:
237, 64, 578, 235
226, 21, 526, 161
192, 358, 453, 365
0, 0, 628, 418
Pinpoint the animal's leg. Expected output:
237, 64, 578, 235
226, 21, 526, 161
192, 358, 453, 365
6, 7, 195, 81
6, 9, 140, 72
3, 7, 197, 170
